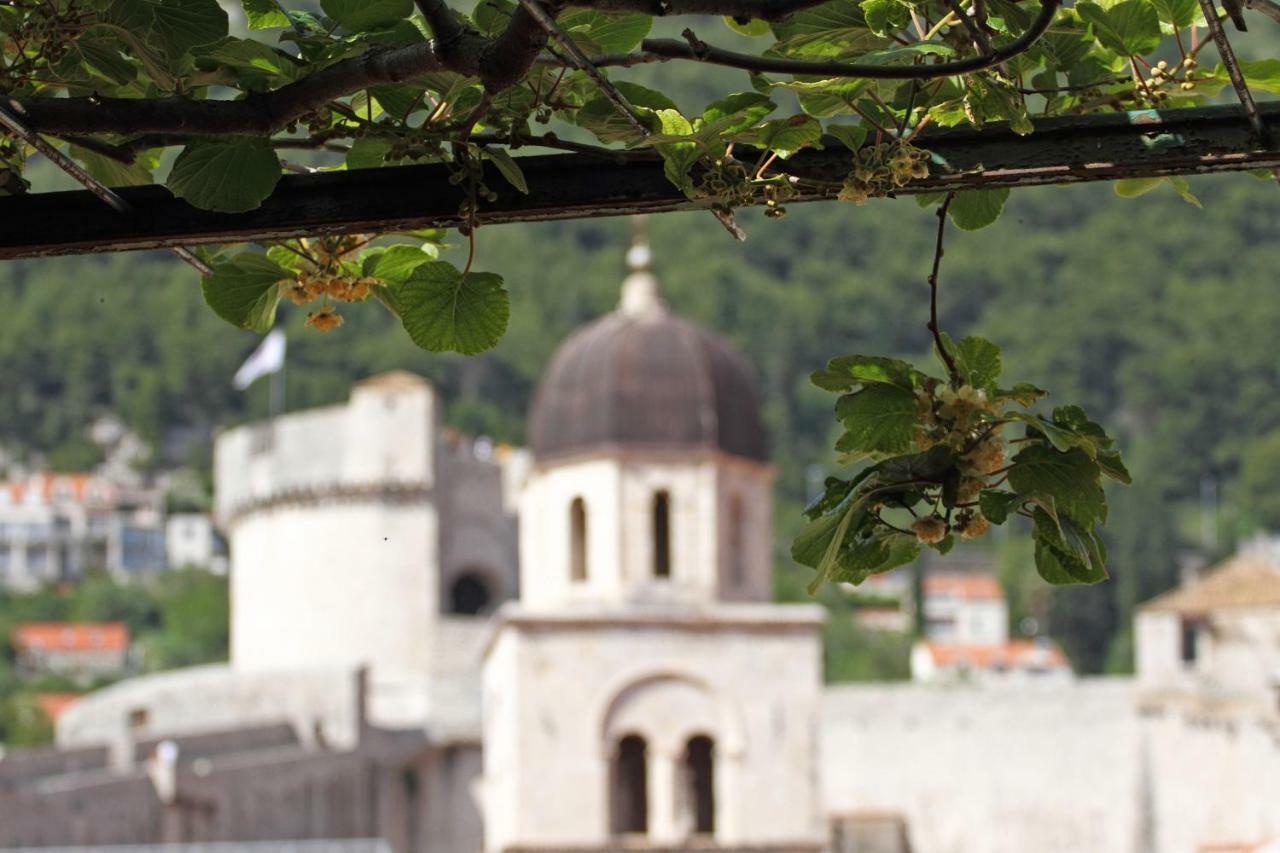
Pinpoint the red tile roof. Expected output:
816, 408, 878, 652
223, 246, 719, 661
12, 622, 129, 653
921, 640, 1069, 671
1, 473, 117, 506
924, 573, 1005, 602
33, 692, 81, 722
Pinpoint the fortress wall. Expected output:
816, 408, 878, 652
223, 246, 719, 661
56, 664, 364, 752
176, 748, 379, 841
820, 679, 1141, 853
1143, 703, 1280, 852
0, 747, 379, 848
0, 743, 108, 788
0, 771, 161, 847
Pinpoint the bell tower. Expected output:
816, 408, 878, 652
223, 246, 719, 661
516, 219, 776, 611
482, 220, 826, 853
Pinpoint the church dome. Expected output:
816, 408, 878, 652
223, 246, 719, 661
528, 221, 769, 464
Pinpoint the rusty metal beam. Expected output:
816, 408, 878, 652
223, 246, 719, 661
0, 103, 1277, 261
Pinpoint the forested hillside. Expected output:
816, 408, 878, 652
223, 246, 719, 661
2, 170, 1277, 674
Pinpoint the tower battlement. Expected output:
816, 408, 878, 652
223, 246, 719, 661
214, 371, 438, 526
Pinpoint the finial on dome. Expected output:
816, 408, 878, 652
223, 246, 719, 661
620, 215, 663, 317
626, 215, 652, 272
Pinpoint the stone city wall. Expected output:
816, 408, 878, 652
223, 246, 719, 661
820, 680, 1141, 853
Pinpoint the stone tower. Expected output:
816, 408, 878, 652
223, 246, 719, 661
214, 371, 520, 679
481, 221, 826, 853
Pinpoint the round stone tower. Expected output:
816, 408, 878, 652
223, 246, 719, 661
214, 371, 519, 678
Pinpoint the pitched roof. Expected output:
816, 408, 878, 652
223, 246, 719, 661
921, 640, 1069, 671
11, 622, 129, 653
1139, 556, 1280, 614
924, 572, 1004, 602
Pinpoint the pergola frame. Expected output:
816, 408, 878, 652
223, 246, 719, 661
0, 102, 1276, 261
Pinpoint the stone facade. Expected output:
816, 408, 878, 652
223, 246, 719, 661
482, 610, 825, 852
515, 450, 774, 610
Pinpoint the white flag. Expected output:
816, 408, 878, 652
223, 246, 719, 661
233, 329, 286, 390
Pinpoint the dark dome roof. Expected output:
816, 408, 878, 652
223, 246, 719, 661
528, 252, 768, 464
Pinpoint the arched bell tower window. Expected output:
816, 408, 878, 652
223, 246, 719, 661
683, 734, 715, 836
728, 494, 746, 587
610, 734, 649, 836
653, 490, 671, 578
570, 497, 588, 582
447, 570, 493, 616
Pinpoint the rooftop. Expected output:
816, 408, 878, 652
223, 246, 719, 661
924, 573, 1005, 602
1139, 555, 1280, 614
12, 622, 130, 653
919, 640, 1069, 671
0, 473, 118, 507
527, 220, 769, 464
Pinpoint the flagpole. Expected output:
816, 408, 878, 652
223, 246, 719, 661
269, 343, 285, 418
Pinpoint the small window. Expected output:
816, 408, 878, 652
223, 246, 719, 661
653, 491, 671, 578
611, 734, 648, 836
728, 495, 746, 587
128, 707, 149, 730
684, 735, 715, 836
1180, 617, 1200, 664
570, 497, 588, 582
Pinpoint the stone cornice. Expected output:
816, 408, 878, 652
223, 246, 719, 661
481, 603, 824, 657
220, 481, 433, 527
531, 445, 775, 478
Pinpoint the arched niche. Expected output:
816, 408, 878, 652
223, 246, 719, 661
446, 568, 495, 615
596, 670, 744, 759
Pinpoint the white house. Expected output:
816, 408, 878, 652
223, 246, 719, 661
910, 571, 1072, 684
164, 513, 226, 574
0, 473, 167, 589
1136, 547, 1280, 702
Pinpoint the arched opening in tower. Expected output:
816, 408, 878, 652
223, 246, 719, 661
684, 734, 715, 836
728, 494, 746, 588
653, 490, 671, 578
448, 571, 493, 616
570, 496, 588, 582
610, 733, 649, 836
